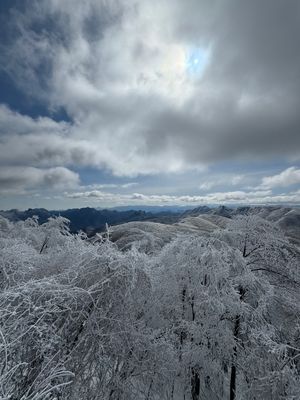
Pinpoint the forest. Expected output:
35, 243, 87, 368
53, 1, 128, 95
0, 214, 299, 400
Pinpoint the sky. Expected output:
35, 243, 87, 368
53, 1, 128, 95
0, 0, 300, 210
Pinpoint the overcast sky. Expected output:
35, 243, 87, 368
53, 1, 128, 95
0, 0, 300, 210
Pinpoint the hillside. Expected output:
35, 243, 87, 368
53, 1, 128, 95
109, 206, 300, 252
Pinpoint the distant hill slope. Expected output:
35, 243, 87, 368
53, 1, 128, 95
183, 205, 300, 246
108, 213, 230, 253
109, 206, 300, 252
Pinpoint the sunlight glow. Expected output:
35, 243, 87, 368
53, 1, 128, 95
160, 45, 210, 78
186, 47, 211, 76
135, 44, 211, 101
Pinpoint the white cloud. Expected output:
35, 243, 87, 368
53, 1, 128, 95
0, 105, 70, 136
65, 188, 300, 206
260, 167, 300, 189
0, 166, 80, 194
231, 175, 243, 185
0, 105, 202, 176
81, 182, 138, 190
199, 174, 244, 191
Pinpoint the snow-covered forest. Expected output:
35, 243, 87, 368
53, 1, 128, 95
0, 215, 299, 400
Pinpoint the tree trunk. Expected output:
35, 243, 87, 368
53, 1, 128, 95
230, 315, 240, 400
230, 287, 245, 400
191, 367, 200, 400
229, 363, 236, 400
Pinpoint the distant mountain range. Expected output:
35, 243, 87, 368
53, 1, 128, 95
111, 205, 196, 213
0, 207, 183, 234
1, 205, 299, 243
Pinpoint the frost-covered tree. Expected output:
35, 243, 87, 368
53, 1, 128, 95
0, 215, 299, 400
219, 215, 300, 399
0, 217, 155, 399
149, 234, 299, 400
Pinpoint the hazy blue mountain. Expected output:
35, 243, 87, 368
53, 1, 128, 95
111, 205, 195, 213
0, 207, 182, 234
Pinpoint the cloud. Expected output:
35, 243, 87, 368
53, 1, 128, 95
0, 166, 80, 194
0, 105, 70, 137
0, 104, 198, 175
199, 174, 244, 191
260, 167, 300, 189
0, 0, 299, 179
81, 182, 138, 190
65, 188, 300, 206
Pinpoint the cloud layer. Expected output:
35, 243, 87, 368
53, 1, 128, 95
0, 0, 299, 207
1, 0, 300, 175
65, 188, 300, 206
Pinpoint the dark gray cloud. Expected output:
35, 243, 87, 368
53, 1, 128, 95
0, 166, 79, 194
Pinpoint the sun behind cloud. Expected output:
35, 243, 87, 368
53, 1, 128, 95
186, 46, 211, 76
143, 43, 211, 101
